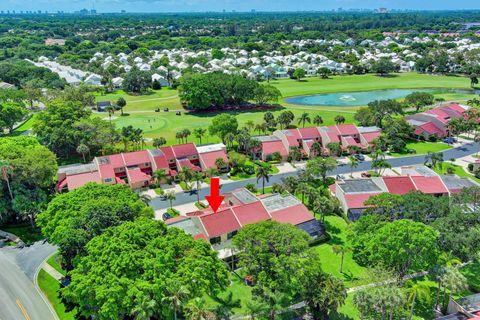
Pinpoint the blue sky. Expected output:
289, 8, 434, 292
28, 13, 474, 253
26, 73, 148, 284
0, 0, 479, 13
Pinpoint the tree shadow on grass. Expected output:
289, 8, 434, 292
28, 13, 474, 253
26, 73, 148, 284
186, 106, 287, 118
374, 74, 399, 78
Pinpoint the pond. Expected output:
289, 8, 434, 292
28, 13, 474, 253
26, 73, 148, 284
283, 88, 476, 107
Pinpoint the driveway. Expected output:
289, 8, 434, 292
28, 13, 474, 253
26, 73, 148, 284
150, 141, 480, 210
0, 241, 57, 320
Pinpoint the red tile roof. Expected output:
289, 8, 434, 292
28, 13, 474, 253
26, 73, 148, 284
262, 140, 288, 157
193, 233, 208, 241
108, 154, 125, 168
159, 146, 175, 160
123, 150, 150, 166
66, 171, 101, 191
269, 204, 315, 225
150, 151, 169, 171
98, 163, 115, 179
165, 215, 189, 224
424, 108, 452, 124
414, 122, 444, 136
199, 150, 228, 169
199, 208, 241, 238
336, 124, 359, 136
321, 126, 341, 143
298, 127, 321, 140
342, 136, 362, 147
127, 168, 151, 183
282, 129, 301, 147
231, 201, 271, 226
442, 103, 466, 115
361, 131, 381, 143
177, 158, 201, 171
344, 193, 381, 209
411, 176, 448, 194
171, 143, 198, 158
383, 176, 416, 195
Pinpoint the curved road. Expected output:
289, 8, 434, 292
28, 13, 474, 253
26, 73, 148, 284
0, 242, 57, 320
151, 141, 480, 210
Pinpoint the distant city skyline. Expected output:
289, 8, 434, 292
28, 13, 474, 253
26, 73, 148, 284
0, 0, 479, 13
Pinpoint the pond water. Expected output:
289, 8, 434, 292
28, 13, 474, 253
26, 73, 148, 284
284, 88, 476, 107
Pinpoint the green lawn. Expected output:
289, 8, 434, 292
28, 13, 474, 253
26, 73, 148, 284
432, 163, 480, 183
94, 88, 180, 111
0, 224, 43, 244
47, 253, 66, 276
37, 269, 76, 320
390, 141, 452, 157
229, 162, 280, 181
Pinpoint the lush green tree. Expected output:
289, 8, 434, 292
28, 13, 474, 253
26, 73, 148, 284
332, 244, 352, 274
317, 67, 332, 79
306, 156, 337, 183
365, 99, 403, 128
253, 84, 282, 105
0, 102, 27, 133
116, 97, 127, 115
37, 183, 151, 265
370, 57, 397, 76
209, 114, 238, 143
382, 117, 413, 153
354, 107, 375, 126
334, 115, 346, 124
122, 67, 151, 93
256, 164, 271, 194
292, 68, 305, 80
62, 218, 229, 320
405, 282, 431, 320
76, 144, 90, 163
298, 112, 311, 128
153, 137, 167, 148
405, 92, 435, 112
277, 110, 295, 129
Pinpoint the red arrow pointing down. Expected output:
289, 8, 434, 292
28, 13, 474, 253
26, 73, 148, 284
205, 177, 224, 213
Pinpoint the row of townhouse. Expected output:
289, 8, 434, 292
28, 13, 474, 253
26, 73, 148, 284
57, 124, 381, 192
330, 165, 479, 221
165, 188, 325, 260
57, 143, 228, 192
254, 124, 382, 161
406, 103, 471, 138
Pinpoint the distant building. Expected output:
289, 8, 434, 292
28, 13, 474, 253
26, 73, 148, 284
96, 101, 111, 112
0, 81, 15, 89
44, 38, 66, 46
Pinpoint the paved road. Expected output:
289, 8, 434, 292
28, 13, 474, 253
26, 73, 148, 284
151, 141, 480, 211
0, 242, 57, 320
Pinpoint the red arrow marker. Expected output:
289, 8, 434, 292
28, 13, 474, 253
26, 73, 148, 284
205, 177, 224, 213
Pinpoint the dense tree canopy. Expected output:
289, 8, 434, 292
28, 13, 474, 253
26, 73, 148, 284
62, 218, 229, 320
37, 183, 151, 265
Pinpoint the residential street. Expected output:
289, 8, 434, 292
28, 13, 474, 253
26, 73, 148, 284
0, 242, 57, 320
150, 140, 480, 211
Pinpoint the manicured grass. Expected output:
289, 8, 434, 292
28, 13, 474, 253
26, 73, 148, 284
310, 215, 368, 288
229, 162, 280, 181
432, 163, 480, 183
273, 73, 473, 98
4, 114, 38, 137
47, 253, 66, 276
390, 141, 452, 157
37, 269, 76, 320
94, 89, 180, 111
0, 224, 43, 244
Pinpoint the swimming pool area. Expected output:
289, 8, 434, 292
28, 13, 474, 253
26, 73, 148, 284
284, 88, 477, 107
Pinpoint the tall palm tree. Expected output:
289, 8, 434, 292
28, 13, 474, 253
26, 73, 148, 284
348, 155, 359, 177
166, 191, 176, 209
406, 283, 430, 320
439, 266, 468, 312
205, 167, 219, 179
310, 141, 322, 157
424, 151, 444, 169
313, 115, 324, 126
192, 171, 204, 203
296, 182, 309, 204
245, 300, 267, 320
182, 129, 192, 143
162, 281, 191, 320
76, 144, 90, 163
245, 120, 255, 132
105, 105, 115, 123
334, 115, 345, 125
176, 131, 184, 144
139, 194, 152, 205
193, 128, 207, 144
184, 297, 214, 320
298, 112, 311, 128
131, 296, 156, 320
256, 165, 271, 194
224, 132, 235, 150
153, 169, 168, 185
314, 196, 334, 223
332, 244, 352, 274
249, 138, 261, 157
0, 160, 13, 200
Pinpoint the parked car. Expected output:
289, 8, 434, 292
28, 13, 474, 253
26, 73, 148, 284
162, 212, 172, 221
361, 172, 371, 178
353, 154, 365, 161
443, 137, 457, 144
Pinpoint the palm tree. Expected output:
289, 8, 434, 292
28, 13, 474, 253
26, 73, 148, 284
245, 120, 255, 132
153, 137, 167, 148
298, 112, 311, 128
327, 142, 342, 157
76, 144, 90, 163
0, 160, 13, 200
139, 194, 152, 205
256, 165, 271, 194
182, 129, 192, 143
179, 167, 193, 185
406, 282, 430, 320
348, 155, 359, 177
313, 115, 324, 126
205, 167, 219, 179
105, 105, 115, 123
372, 159, 391, 175
184, 297, 214, 320
245, 300, 268, 320
214, 158, 226, 171
439, 266, 468, 312
254, 123, 263, 135
332, 244, 352, 274
249, 138, 261, 158
131, 296, 156, 320
192, 171, 204, 203
193, 128, 207, 144
224, 132, 235, 150
116, 97, 126, 116
153, 169, 168, 185
313, 196, 334, 223
424, 151, 444, 169
289, 146, 302, 162
309, 141, 321, 158
175, 131, 184, 144
162, 281, 191, 320
166, 191, 176, 209
334, 115, 346, 124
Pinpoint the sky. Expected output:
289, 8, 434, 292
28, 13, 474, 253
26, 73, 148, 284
0, 0, 479, 13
